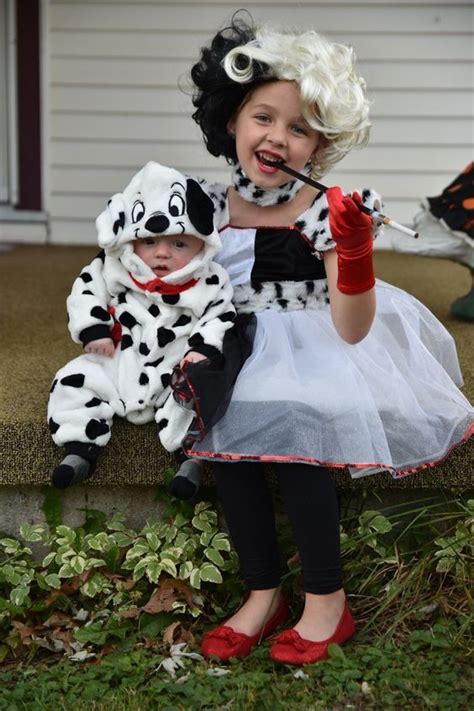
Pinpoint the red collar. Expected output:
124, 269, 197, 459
129, 273, 198, 295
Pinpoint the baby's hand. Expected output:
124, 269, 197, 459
84, 338, 115, 358
179, 351, 208, 368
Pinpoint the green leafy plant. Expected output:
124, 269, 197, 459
0, 501, 238, 660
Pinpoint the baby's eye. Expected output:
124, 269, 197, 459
173, 240, 186, 249
143, 237, 156, 245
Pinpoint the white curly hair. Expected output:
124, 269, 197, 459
223, 25, 371, 178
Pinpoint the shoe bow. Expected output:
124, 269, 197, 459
271, 629, 317, 652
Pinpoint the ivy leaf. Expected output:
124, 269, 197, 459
370, 515, 392, 534
146, 532, 160, 551
44, 573, 61, 589
160, 559, 178, 578
179, 561, 193, 580
111, 531, 134, 547
10, 586, 30, 607
125, 543, 150, 561
192, 515, 213, 533
70, 555, 86, 575
1, 538, 22, 554
200, 531, 213, 547
106, 514, 127, 532
55, 526, 76, 545
42, 551, 56, 567
2, 566, 22, 586
86, 557, 106, 569
86, 532, 112, 552
58, 563, 75, 578
189, 568, 201, 589
174, 513, 189, 529
211, 533, 231, 552
20, 523, 45, 542
146, 561, 162, 584
194, 502, 212, 515
199, 563, 223, 584
204, 547, 225, 568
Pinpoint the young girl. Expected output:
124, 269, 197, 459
183, 17, 474, 665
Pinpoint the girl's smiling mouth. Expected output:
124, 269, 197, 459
256, 151, 284, 173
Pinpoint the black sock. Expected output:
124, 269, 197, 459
52, 442, 100, 489
168, 458, 203, 500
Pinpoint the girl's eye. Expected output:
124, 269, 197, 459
292, 125, 307, 136
255, 114, 271, 123
169, 193, 185, 217
131, 200, 145, 223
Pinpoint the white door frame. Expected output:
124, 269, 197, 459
0, 0, 18, 206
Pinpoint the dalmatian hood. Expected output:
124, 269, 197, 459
96, 161, 221, 286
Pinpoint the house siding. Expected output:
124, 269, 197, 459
45, 0, 473, 244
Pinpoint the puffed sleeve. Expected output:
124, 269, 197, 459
295, 188, 384, 257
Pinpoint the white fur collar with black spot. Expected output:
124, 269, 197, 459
231, 164, 303, 207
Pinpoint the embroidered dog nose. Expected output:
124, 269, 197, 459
144, 214, 170, 233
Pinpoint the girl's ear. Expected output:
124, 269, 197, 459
227, 118, 236, 138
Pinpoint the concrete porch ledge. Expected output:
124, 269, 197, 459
0, 245, 472, 500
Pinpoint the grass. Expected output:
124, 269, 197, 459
0, 630, 471, 710
0, 493, 472, 710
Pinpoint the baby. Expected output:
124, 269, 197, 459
48, 161, 237, 496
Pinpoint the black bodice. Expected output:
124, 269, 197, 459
250, 227, 327, 283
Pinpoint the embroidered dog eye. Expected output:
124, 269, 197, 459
131, 200, 145, 223
169, 192, 185, 217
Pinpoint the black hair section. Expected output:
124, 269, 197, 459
190, 11, 270, 164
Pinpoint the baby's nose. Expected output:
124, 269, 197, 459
145, 214, 169, 233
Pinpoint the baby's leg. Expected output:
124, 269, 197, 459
48, 354, 120, 488
168, 449, 203, 500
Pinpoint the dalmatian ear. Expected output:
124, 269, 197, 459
96, 193, 127, 249
185, 178, 215, 236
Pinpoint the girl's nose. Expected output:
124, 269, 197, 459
267, 123, 287, 146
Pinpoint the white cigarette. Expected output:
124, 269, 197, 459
372, 212, 419, 239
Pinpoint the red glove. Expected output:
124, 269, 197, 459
326, 186, 375, 295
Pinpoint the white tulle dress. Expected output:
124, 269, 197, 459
186, 203, 474, 479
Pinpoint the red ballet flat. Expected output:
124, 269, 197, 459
269, 601, 355, 665
201, 594, 289, 662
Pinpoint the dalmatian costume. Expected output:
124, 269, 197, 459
48, 162, 236, 473
183, 165, 474, 477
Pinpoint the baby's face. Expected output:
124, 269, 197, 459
133, 233, 203, 277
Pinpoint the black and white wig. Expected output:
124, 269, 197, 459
191, 14, 371, 179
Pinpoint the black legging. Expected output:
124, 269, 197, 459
213, 461, 342, 595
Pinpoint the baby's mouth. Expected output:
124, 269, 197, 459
153, 265, 170, 276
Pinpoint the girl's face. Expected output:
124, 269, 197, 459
228, 81, 320, 188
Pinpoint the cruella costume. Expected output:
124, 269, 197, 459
185, 166, 474, 478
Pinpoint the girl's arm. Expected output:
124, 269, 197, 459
324, 249, 376, 344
